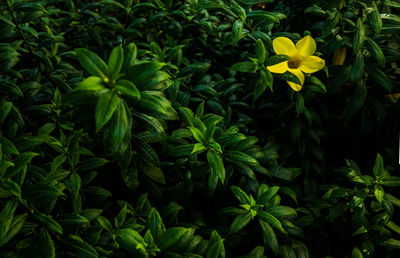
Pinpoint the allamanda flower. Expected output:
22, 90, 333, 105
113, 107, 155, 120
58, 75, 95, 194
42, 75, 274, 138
267, 35, 325, 91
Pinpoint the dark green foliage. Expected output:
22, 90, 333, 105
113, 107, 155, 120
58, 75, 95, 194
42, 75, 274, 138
0, 0, 399, 257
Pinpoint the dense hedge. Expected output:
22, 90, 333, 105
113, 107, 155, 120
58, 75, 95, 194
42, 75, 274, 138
1, 0, 400, 257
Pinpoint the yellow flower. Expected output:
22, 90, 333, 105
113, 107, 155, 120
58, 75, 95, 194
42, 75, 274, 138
332, 47, 346, 66
267, 35, 325, 91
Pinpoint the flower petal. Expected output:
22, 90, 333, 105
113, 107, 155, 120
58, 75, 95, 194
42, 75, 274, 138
299, 56, 325, 73
267, 61, 288, 74
296, 35, 316, 57
287, 68, 304, 91
272, 37, 296, 56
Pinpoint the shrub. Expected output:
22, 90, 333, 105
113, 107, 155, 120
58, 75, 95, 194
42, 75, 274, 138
0, 0, 399, 257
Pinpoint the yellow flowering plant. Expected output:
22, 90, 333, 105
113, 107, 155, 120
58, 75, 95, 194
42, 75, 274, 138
267, 35, 325, 91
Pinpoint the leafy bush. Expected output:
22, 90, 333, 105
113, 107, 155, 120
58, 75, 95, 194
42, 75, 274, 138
0, 0, 399, 257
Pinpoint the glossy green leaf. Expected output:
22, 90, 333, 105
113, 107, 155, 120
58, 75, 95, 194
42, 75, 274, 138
114, 79, 140, 100
207, 150, 225, 183
107, 44, 124, 77
75, 48, 108, 79
75, 76, 105, 91
353, 19, 365, 53
230, 62, 257, 73
230, 211, 252, 232
232, 20, 243, 45
95, 90, 120, 132
366, 38, 385, 67
259, 220, 279, 255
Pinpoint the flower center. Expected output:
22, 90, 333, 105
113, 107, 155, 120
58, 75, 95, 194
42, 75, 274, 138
287, 56, 302, 69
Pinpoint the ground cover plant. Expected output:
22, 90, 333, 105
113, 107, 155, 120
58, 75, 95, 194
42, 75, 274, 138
0, 0, 400, 257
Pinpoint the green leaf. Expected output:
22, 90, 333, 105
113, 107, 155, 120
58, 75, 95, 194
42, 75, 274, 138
243, 246, 265, 258
115, 204, 128, 228
114, 79, 140, 100
100, 0, 126, 9
81, 209, 103, 221
231, 62, 257, 73
0, 135, 19, 155
123, 42, 137, 71
0, 43, 19, 72
95, 90, 120, 132
276, 71, 301, 85
75, 76, 105, 91
24, 183, 64, 208
125, 61, 166, 86
179, 62, 211, 77
309, 76, 326, 92
192, 143, 207, 154
109, 100, 129, 149
39, 228, 55, 258
255, 39, 266, 65
0, 212, 25, 247
380, 176, 400, 186
322, 9, 339, 37
107, 44, 124, 77
259, 220, 279, 255
349, 189, 368, 208
351, 247, 363, 258
231, 186, 251, 204
380, 238, 400, 248
247, 10, 278, 24
265, 206, 297, 219
97, 216, 113, 232
50, 154, 67, 172
374, 185, 384, 203
296, 93, 304, 113
135, 91, 178, 120
384, 193, 400, 207
254, 69, 273, 101
366, 38, 385, 67
230, 211, 252, 232
77, 158, 109, 171
140, 164, 165, 184
0, 100, 12, 124
387, 221, 400, 235
373, 153, 385, 178
207, 150, 226, 183
158, 227, 192, 249
368, 2, 382, 34
253, 31, 272, 49
116, 228, 145, 254
204, 120, 218, 142
291, 240, 309, 258
75, 48, 108, 79
232, 20, 244, 45
350, 52, 364, 84
207, 230, 225, 258
0, 200, 18, 242
179, 107, 194, 126
6, 152, 38, 178
353, 19, 365, 53
147, 208, 166, 241
257, 186, 279, 205
280, 245, 296, 258
366, 66, 392, 92
258, 211, 285, 234
56, 214, 89, 230
188, 126, 205, 143
0, 179, 21, 198
225, 150, 259, 166
61, 235, 99, 258
33, 213, 63, 235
